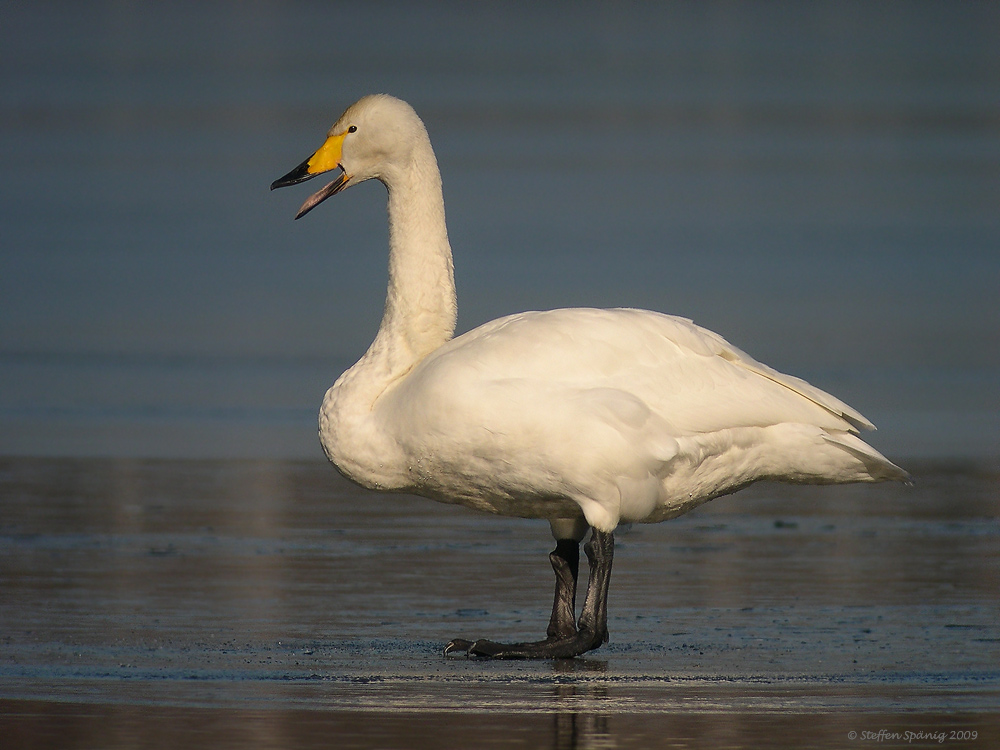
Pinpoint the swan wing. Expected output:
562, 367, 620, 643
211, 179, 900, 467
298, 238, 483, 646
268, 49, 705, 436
425, 308, 872, 435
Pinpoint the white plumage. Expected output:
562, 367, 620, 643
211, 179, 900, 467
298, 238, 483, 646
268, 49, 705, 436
272, 94, 908, 659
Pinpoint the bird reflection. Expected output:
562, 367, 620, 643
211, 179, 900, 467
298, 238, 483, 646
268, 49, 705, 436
549, 661, 616, 750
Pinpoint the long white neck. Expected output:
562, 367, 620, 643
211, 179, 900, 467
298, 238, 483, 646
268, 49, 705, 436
344, 140, 457, 392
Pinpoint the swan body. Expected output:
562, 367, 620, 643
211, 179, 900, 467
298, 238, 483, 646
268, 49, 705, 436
272, 94, 908, 658
325, 306, 902, 532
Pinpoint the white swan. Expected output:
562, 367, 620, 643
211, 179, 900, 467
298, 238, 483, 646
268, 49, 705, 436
272, 94, 909, 659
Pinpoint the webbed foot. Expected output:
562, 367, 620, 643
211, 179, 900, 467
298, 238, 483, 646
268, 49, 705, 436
443, 530, 614, 660
444, 629, 606, 659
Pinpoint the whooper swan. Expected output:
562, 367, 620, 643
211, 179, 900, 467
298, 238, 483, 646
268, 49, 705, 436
271, 94, 909, 659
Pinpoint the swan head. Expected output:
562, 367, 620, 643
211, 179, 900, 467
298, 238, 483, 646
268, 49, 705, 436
270, 94, 429, 219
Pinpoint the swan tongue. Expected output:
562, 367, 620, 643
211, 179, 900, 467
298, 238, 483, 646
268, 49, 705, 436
294, 170, 351, 219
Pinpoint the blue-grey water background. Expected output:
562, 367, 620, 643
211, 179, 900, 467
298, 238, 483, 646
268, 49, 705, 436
2, 1, 997, 463
2, 2, 999, 749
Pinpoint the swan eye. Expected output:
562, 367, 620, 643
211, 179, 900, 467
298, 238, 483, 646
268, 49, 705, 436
347, 125, 357, 133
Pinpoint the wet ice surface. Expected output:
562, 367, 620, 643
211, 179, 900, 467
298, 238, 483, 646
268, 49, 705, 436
1, 458, 998, 748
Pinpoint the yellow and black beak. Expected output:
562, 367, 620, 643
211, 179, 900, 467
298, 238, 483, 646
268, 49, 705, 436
270, 131, 351, 219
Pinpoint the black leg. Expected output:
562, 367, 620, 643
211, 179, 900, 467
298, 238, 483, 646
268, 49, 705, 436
546, 538, 580, 640
576, 529, 613, 646
444, 529, 614, 659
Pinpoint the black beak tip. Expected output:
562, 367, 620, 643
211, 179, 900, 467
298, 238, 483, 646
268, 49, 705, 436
270, 157, 315, 191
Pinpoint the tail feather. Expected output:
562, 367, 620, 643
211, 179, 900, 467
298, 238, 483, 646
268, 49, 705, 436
823, 432, 912, 484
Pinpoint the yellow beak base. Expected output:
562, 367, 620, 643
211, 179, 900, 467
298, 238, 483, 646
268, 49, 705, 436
270, 131, 347, 190
307, 132, 346, 174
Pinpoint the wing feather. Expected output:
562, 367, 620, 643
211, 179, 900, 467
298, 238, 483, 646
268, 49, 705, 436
428, 308, 873, 436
